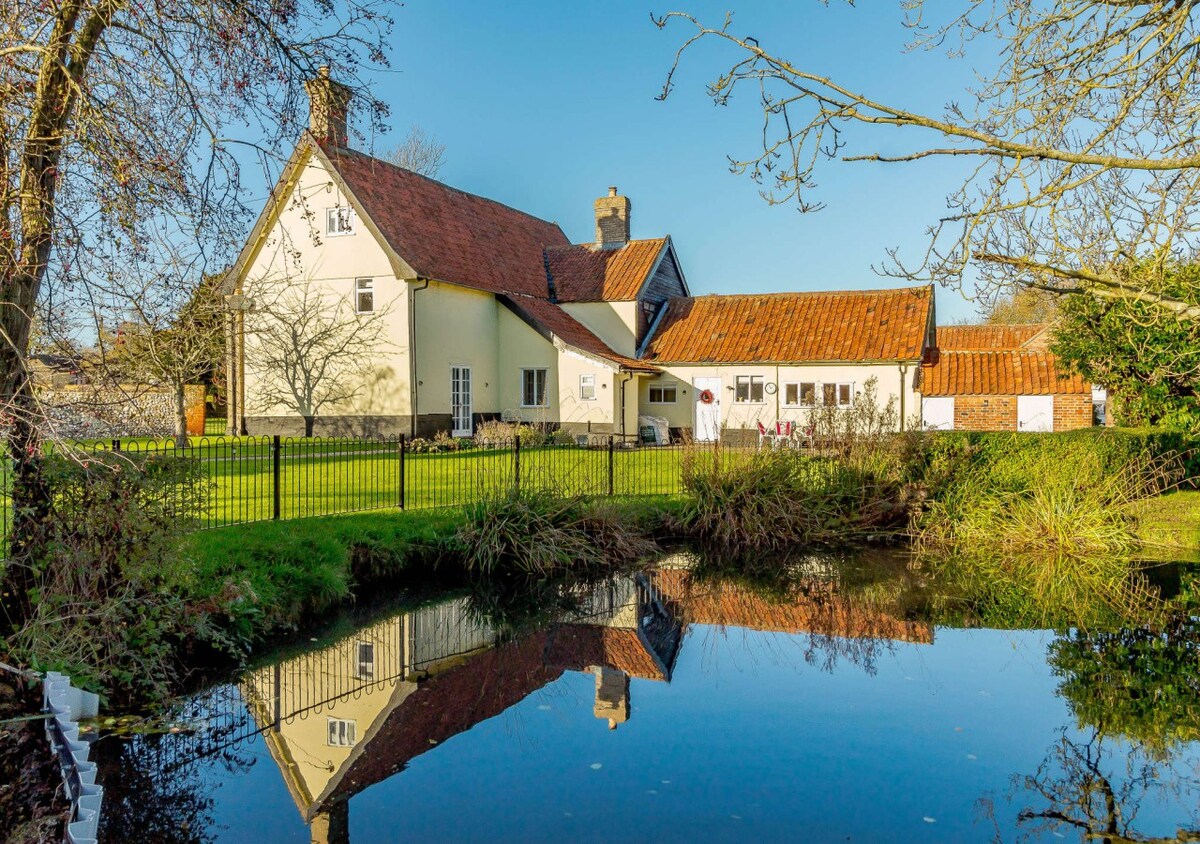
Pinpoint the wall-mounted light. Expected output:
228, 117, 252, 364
325, 181, 334, 193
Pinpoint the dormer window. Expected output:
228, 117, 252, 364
327, 206, 355, 236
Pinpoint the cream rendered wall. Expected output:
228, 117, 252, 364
240, 151, 411, 419
640, 363, 920, 432
412, 281, 500, 417
240, 614, 416, 817
560, 302, 639, 358
556, 348, 618, 428
498, 309, 560, 423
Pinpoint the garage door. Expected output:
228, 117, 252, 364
921, 397, 955, 430
1017, 395, 1053, 432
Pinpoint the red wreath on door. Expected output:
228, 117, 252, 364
698, 389, 715, 404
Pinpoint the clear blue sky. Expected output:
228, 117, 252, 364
354, 1, 990, 323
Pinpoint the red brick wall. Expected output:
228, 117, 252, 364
953, 395, 1017, 431
1052, 393, 1093, 431
949, 393, 1094, 431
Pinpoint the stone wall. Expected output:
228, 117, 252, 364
37, 384, 206, 439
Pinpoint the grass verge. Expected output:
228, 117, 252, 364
179, 496, 687, 646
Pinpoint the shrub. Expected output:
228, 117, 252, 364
456, 490, 656, 577
472, 420, 548, 448
909, 431, 1177, 554
678, 447, 907, 552
7, 450, 220, 704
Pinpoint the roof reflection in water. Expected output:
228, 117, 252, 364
234, 552, 927, 842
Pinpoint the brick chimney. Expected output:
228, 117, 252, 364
594, 186, 630, 248
304, 66, 352, 148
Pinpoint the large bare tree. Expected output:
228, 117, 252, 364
657, 2, 1200, 319
1, 2, 393, 623
385, 125, 446, 177
246, 276, 389, 438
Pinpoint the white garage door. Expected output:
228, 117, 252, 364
922, 397, 955, 430
1017, 395, 1054, 432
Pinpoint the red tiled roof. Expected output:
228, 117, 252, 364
652, 569, 933, 644
332, 633, 560, 808
642, 286, 933, 364
920, 349, 1089, 396
937, 324, 1048, 351
545, 626, 667, 680
502, 295, 659, 372
320, 143, 569, 298
545, 239, 667, 302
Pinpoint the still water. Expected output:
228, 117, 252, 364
94, 551, 1200, 843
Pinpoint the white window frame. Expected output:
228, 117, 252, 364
326, 206, 355, 236
648, 383, 677, 404
579, 373, 596, 401
327, 718, 357, 747
355, 277, 374, 314
521, 368, 549, 408
783, 382, 819, 408
821, 382, 854, 408
354, 641, 375, 680
734, 375, 765, 404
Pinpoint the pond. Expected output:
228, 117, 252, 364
92, 550, 1200, 843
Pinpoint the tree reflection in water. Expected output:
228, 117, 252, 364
93, 685, 259, 843
986, 728, 1200, 844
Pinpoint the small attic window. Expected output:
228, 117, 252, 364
327, 206, 354, 236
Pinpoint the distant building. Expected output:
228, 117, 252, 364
919, 324, 1105, 432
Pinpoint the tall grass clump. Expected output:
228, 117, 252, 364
456, 490, 657, 578
678, 446, 907, 551
912, 433, 1177, 554
679, 379, 911, 552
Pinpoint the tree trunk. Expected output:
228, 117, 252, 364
174, 380, 189, 448
2, 384, 49, 630
304, 415, 314, 438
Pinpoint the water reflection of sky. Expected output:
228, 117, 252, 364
107, 626, 1195, 843
95, 565, 1200, 844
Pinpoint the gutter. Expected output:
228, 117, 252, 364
408, 278, 430, 437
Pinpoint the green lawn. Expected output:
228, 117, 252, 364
178, 442, 692, 528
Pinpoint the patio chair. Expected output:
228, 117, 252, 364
756, 420, 780, 450
775, 420, 795, 447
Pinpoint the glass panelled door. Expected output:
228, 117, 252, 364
451, 366, 472, 437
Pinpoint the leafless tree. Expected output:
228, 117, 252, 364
246, 276, 389, 438
107, 278, 224, 449
0, 1, 393, 623
656, 3, 1200, 320
385, 125, 446, 177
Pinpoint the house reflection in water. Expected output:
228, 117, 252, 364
240, 573, 681, 843
242, 559, 932, 843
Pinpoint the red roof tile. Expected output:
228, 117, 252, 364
920, 349, 1089, 396
545, 626, 667, 680
545, 239, 667, 302
652, 569, 933, 644
937, 324, 1049, 351
320, 143, 569, 298
502, 294, 659, 372
642, 286, 933, 364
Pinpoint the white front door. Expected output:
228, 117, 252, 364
451, 366, 472, 436
921, 397, 955, 430
1017, 395, 1053, 432
693, 377, 721, 442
